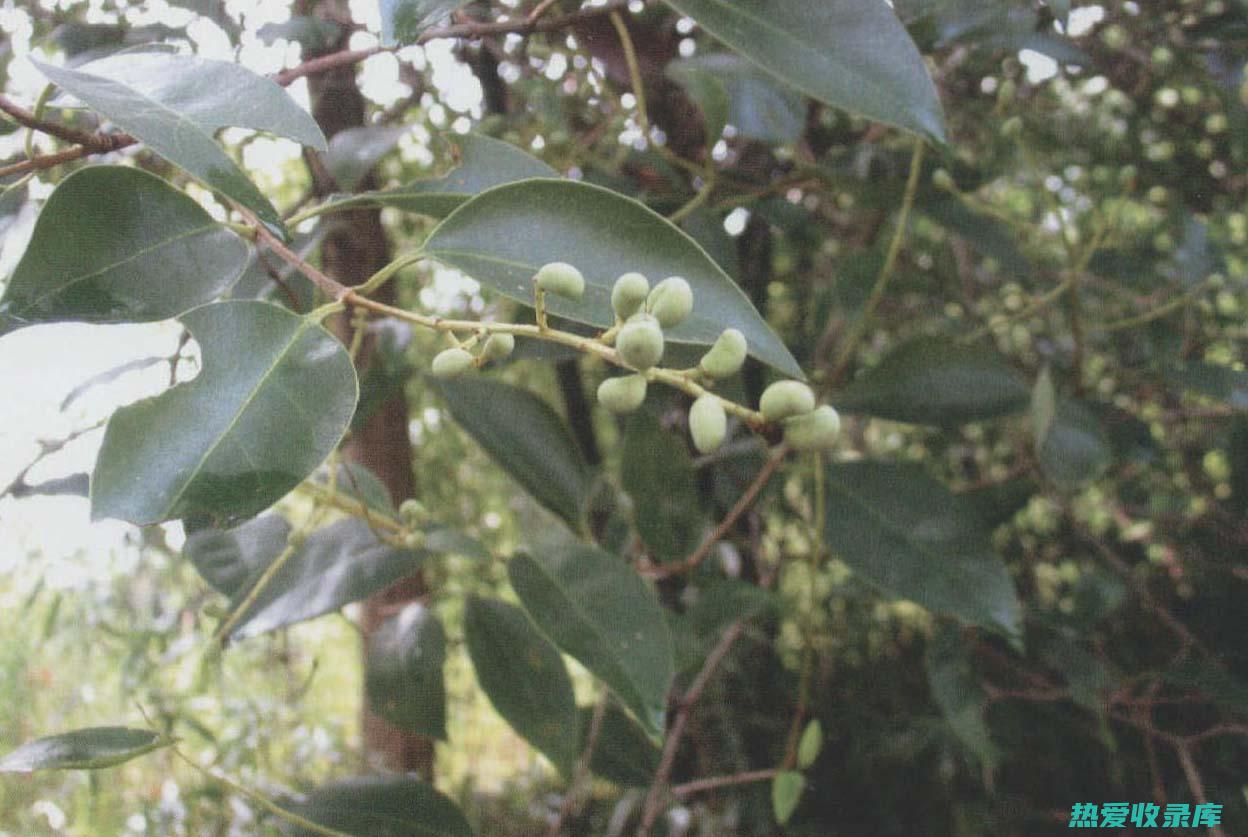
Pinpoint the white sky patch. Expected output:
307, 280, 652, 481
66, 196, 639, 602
1019, 49, 1059, 84
1065, 6, 1105, 38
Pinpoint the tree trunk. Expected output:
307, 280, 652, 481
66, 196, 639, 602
302, 0, 434, 778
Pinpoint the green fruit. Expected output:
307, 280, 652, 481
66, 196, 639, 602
783, 405, 841, 451
534, 261, 585, 300
596, 374, 647, 414
611, 272, 650, 320
617, 313, 665, 370
760, 380, 815, 421
481, 333, 515, 361
698, 328, 747, 379
646, 276, 693, 328
431, 347, 475, 379
931, 168, 955, 191
689, 394, 727, 454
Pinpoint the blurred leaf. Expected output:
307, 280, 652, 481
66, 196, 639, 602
920, 195, 1032, 277
325, 125, 407, 191
464, 596, 579, 775
366, 603, 447, 739
0, 167, 246, 334
1039, 633, 1118, 712
771, 770, 805, 825
353, 319, 414, 430
797, 720, 823, 769
669, 53, 806, 145
581, 703, 661, 787
257, 16, 343, 51
283, 775, 473, 836
1163, 216, 1222, 288
228, 225, 323, 308
34, 53, 327, 232
380, 0, 470, 45
0, 728, 167, 772
661, 0, 946, 142
1167, 360, 1248, 408
509, 544, 674, 735
925, 624, 997, 769
1163, 658, 1248, 716
424, 179, 802, 377
823, 462, 1022, 637
834, 337, 1030, 425
665, 59, 730, 146
433, 377, 591, 527
620, 411, 704, 563
92, 301, 358, 526
184, 513, 290, 597
958, 477, 1037, 530
1032, 373, 1111, 489
669, 579, 777, 671
313, 461, 398, 516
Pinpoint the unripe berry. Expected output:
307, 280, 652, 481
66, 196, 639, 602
1001, 116, 1023, 139
611, 272, 650, 320
403, 530, 427, 550
689, 394, 727, 454
596, 374, 647, 414
759, 380, 816, 422
399, 498, 428, 526
534, 261, 585, 300
431, 347, 475, 378
646, 276, 693, 328
481, 333, 515, 361
698, 328, 747, 379
616, 313, 665, 370
783, 405, 841, 451
931, 168, 956, 192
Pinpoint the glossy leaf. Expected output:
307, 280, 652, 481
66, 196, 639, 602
283, 775, 473, 837
380, 0, 470, 45
366, 603, 448, 739
0, 727, 167, 772
184, 513, 290, 598
662, 0, 946, 142
823, 462, 1021, 637
926, 624, 997, 769
509, 544, 675, 735
620, 411, 704, 564
318, 133, 557, 219
463, 596, 578, 774
432, 377, 591, 527
581, 703, 660, 787
325, 125, 406, 191
92, 301, 358, 526
34, 52, 327, 231
669, 53, 804, 145
424, 179, 802, 377
0, 167, 247, 335
833, 337, 1030, 425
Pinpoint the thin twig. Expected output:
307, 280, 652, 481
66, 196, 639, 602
671, 768, 778, 799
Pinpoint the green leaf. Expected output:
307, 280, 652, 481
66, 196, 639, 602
424, 178, 802, 377
509, 544, 675, 736
225, 518, 423, 641
834, 337, 1030, 425
366, 603, 448, 739
34, 53, 327, 232
283, 775, 473, 837
432, 377, 592, 527
380, 0, 470, 45
318, 134, 558, 219
796, 720, 823, 769
925, 624, 997, 769
325, 125, 406, 191
257, 16, 343, 51
823, 462, 1022, 637
184, 513, 290, 597
920, 195, 1032, 277
581, 703, 661, 787
771, 770, 805, 825
91, 301, 358, 526
0, 167, 247, 334
669, 579, 777, 671
0, 727, 168, 772
464, 596, 578, 774
1167, 360, 1248, 408
669, 53, 804, 145
620, 411, 705, 564
1031, 373, 1110, 489
661, 0, 946, 142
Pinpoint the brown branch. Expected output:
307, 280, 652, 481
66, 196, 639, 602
0, 145, 102, 179
0, 93, 128, 150
671, 768, 778, 799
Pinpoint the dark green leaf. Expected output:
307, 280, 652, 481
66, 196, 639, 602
823, 462, 1022, 636
925, 624, 997, 769
834, 337, 1030, 425
1031, 374, 1110, 489
661, 0, 946, 142
0, 727, 167, 772
283, 775, 473, 837
581, 703, 660, 787
1164, 658, 1248, 716
0, 167, 247, 334
184, 513, 290, 597
669, 53, 804, 145
92, 301, 358, 526
314, 461, 398, 516
958, 477, 1037, 530
464, 596, 578, 774
424, 178, 801, 377
432, 377, 591, 527
380, 0, 470, 45
326, 125, 406, 191
920, 195, 1032, 277
35, 53, 327, 232
665, 60, 731, 147
670, 579, 776, 671
509, 544, 674, 735
620, 411, 704, 564
1167, 360, 1248, 408
366, 603, 448, 739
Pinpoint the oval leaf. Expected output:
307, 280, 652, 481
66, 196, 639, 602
833, 337, 1030, 425
424, 178, 802, 377
463, 596, 578, 774
0, 727, 167, 772
91, 300, 358, 526
509, 544, 675, 736
366, 603, 448, 740
581, 703, 661, 787
662, 0, 946, 142
432, 377, 591, 527
620, 411, 704, 564
0, 166, 247, 335
771, 770, 805, 825
823, 462, 1021, 637
283, 775, 473, 837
